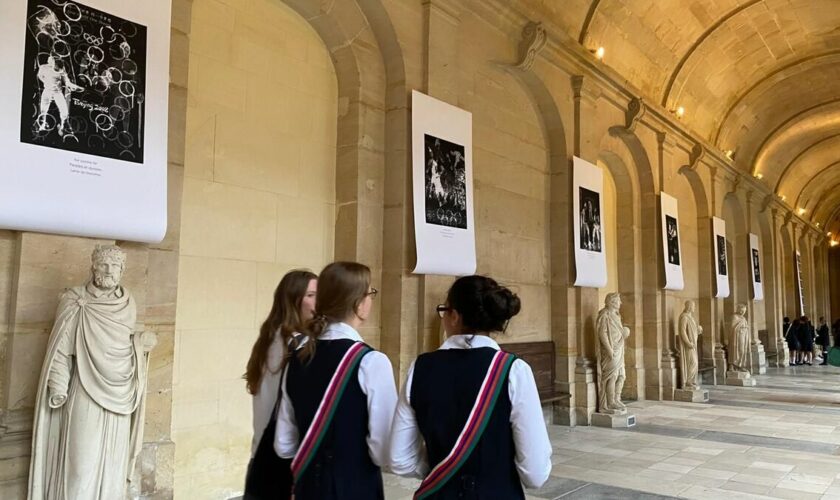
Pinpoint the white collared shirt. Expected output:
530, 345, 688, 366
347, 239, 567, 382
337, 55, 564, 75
251, 332, 300, 456
274, 322, 398, 468
388, 334, 552, 489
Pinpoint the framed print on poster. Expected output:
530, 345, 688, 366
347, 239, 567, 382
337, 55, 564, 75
0, 0, 171, 242
749, 233, 763, 301
660, 192, 684, 290
712, 216, 729, 298
411, 90, 476, 276
573, 156, 607, 288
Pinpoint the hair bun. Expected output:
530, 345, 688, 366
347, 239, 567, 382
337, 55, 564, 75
482, 287, 521, 323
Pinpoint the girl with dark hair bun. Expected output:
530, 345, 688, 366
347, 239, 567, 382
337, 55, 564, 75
274, 261, 397, 500
389, 275, 552, 499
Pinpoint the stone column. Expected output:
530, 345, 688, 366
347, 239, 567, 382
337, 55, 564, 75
656, 132, 678, 400
767, 206, 789, 366
710, 171, 729, 384
745, 191, 766, 374
569, 75, 602, 425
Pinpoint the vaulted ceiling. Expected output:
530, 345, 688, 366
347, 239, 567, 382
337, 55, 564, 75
527, 0, 840, 235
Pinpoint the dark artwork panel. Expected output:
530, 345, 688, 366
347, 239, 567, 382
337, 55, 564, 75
666, 215, 680, 266
717, 235, 727, 276
424, 134, 467, 229
752, 248, 761, 283
20, 0, 147, 163
579, 187, 602, 252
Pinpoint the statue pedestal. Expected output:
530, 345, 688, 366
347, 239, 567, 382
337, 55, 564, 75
750, 343, 767, 374
674, 388, 709, 403
591, 411, 636, 428
725, 370, 756, 387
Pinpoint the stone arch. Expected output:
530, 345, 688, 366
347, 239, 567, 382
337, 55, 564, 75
505, 63, 572, 418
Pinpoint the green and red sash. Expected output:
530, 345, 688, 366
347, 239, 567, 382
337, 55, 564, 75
414, 350, 516, 500
290, 341, 371, 484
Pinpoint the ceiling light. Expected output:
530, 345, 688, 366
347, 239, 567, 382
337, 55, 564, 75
797, 207, 806, 215
675, 106, 685, 118
754, 173, 763, 180
780, 195, 787, 202
595, 47, 605, 60
724, 149, 735, 160
828, 232, 834, 237
831, 240, 839, 247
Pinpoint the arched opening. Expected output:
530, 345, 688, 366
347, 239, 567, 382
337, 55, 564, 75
173, 2, 340, 496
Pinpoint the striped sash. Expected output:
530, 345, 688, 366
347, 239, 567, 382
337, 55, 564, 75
290, 341, 371, 484
414, 350, 516, 500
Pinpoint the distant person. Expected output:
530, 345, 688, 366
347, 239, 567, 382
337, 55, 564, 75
817, 317, 830, 365
798, 316, 815, 366
782, 316, 797, 366
389, 275, 552, 498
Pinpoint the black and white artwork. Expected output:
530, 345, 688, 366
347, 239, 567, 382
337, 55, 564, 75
717, 235, 727, 276
424, 134, 467, 229
579, 187, 602, 252
666, 215, 680, 265
19, 0, 147, 163
752, 248, 761, 283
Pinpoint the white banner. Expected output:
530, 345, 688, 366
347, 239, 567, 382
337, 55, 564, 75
660, 192, 684, 290
573, 156, 607, 288
795, 251, 805, 315
749, 233, 763, 301
712, 216, 729, 298
0, 0, 171, 242
411, 90, 476, 276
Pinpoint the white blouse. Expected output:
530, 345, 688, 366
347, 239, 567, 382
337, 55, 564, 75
388, 334, 552, 489
274, 322, 398, 468
250, 331, 292, 456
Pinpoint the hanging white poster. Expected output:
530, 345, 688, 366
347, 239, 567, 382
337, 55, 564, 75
712, 216, 729, 298
749, 233, 763, 301
411, 90, 476, 275
795, 251, 805, 315
660, 192, 684, 290
0, 0, 171, 242
573, 156, 607, 288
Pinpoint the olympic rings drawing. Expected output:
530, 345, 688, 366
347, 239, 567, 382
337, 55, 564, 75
87, 45, 104, 63
94, 113, 114, 132
63, 3, 81, 22
119, 81, 135, 97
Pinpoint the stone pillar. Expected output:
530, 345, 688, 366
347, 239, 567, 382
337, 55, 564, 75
656, 132, 678, 400
710, 171, 729, 384
745, 191, 766, 374
569, 75, 602, 425
767, 206, 789, 366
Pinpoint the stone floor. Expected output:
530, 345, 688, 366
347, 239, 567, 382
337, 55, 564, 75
383, 364, 840, 499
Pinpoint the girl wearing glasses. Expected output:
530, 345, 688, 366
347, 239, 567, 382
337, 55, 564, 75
274, 261, 397, 500
389, 275, 552, 499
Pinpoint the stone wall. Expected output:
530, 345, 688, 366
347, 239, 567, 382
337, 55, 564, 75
172, 0, 338, 497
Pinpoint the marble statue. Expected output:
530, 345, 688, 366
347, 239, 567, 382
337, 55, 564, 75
28, 245, 156, 500
677, 300, 702, 390
595, 292, 631, 414
727, 303, 751, 372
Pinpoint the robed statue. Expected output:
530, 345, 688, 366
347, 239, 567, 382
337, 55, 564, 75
28, 245, 156, 500
727, 303, 751, 372
595, 292, 631, 414
677, 300, 702, 390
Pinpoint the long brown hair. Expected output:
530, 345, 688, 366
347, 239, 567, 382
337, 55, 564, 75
245, 270, 317, 394
297, 261, 371, 363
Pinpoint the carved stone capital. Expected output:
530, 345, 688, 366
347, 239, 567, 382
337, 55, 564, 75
624, 97, 646, 133
515, 21, 547, 71
728, 175, 741, 195
688, 142, 705, 171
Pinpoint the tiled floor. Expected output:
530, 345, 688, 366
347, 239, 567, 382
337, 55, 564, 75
383, 364, 840, 499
